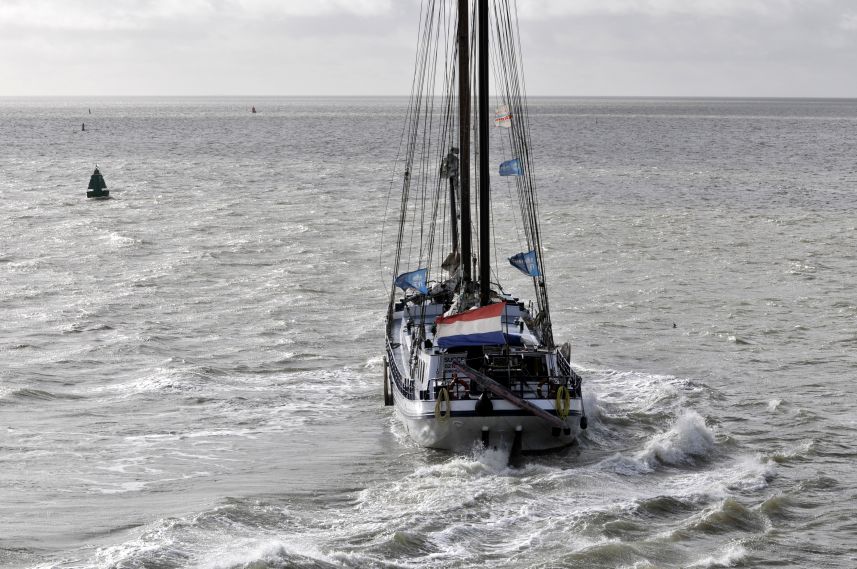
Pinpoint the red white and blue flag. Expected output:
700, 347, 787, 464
434, 302, 509, 348
494, 105, 512, 128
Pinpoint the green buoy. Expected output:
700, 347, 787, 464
86, 166, 109, 199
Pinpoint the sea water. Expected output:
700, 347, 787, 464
1, 96, 856, 568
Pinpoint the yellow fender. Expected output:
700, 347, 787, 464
434, 387, 451, 422
555, 385, 571, 420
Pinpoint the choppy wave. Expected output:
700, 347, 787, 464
598, 410, 717, 475
638, 411, 717, 467
687, 542, 748, 568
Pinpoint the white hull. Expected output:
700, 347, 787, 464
394, 399, 580, 453
390, 358, 583, 452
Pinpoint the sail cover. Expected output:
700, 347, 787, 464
435, 302, 510, 348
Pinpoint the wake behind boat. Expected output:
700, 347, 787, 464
383, 0, 587, 455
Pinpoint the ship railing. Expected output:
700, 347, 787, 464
557, 350, 583, 392
425, 373, 578, 401
386, 340, 415, 400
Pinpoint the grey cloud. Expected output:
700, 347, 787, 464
1, 0, 856, 96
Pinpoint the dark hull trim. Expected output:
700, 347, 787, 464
403, 409, 583, 420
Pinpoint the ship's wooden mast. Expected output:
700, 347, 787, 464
457, 0, 472, 285
477, 0, 491, 306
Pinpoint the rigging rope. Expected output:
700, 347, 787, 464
386, 0, 555, 346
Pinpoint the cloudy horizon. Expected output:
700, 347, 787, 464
1, 0, 856, 98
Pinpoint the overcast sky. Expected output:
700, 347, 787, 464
1, 0, 856, 97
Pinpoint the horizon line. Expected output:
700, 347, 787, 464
2, 94, 857, 101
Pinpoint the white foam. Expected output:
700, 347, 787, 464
638, 410, 716, 467
95, 363, 243, 398
767, 439, 815, 464
197, 538, 334, 569
104, 231, 141, 248
468, 444, 516, 474
583, 368, 706, 425
580, 389, 603, 422
410, 452, 514, 481
687, 542, 747, 567
86, 519, 180, 568
6, 258, 43, 271
97, 480, 149, 494
599, 410, 716, 475
600, 452, 655, 475
722, 455, 776, 492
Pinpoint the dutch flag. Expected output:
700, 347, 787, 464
434, 302, 509, 349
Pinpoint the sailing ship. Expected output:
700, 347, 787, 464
86, 166, 109, 199
383, 0, 587, 454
